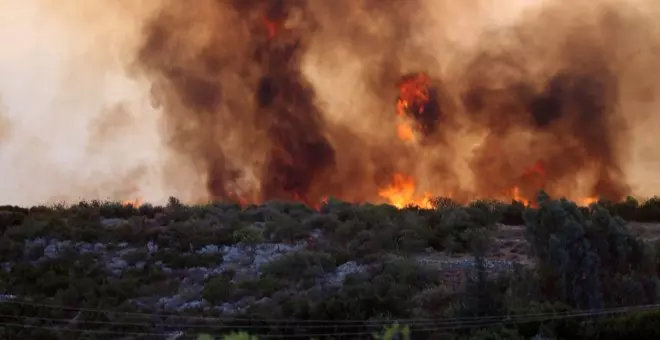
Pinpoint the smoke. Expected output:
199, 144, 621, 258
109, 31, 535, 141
1, 0, 659, 205
0, 0, 174, 205
0, 97, 10, 143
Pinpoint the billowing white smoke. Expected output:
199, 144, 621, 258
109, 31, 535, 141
0, 0, 191, 205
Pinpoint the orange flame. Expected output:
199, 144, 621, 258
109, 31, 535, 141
394, 72, 432, 141
579, 196, 599, 206
505, 161, 599, 207
396, 122, 415, 141
121, 198, 144, 207
379, 173, 433, 209
510, 186, 533, 207
396, 73, 431, 116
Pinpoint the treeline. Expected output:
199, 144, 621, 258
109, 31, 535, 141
2, 195, 660, 229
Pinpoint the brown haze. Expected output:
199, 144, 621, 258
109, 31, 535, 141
0, 0, 659, 207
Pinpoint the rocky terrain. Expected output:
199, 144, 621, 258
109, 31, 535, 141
2, 197, 660, 339
3, 220, 520, 314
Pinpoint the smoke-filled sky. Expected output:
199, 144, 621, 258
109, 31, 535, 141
0, 0, 659, 206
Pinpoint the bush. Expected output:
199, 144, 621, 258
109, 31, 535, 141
203, 276, 235, 305
232, 225, 265, 245
260, 251, 336, 285
263, 212, 310, 243
6, 195, 660, 340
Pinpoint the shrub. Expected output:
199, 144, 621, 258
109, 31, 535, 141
302, 213, 341, 233
261, 251, 336, 286
0, 210, 26, 234
236, 276, 288, 299
232, 225, 265, 245
98, 201, 139, 219
263, 212, 310, 243
499, 201, 526, 226
203, 276, 235, 305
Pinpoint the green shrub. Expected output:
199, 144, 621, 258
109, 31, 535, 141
0, 210, 25, 234
232, 225, 265, 245
373, 323, 410, 340
153, 249, 223, 269
303, 213, 341, 233
263, 212, 309, 243
260, 251, 336, 285
236, 276, 288, 299
203, 276, 235, 305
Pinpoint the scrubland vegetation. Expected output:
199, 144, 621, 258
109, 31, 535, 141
2, 193, 660, 339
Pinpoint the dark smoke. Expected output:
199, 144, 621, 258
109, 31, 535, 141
138, 0, 340, 206
462, 8, 631, 201
136, 0, 657, 205
253, 18, 337, 203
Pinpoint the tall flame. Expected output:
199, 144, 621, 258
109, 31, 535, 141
378, 173, 432, 209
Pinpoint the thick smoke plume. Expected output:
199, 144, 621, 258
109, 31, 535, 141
137, 0, 660, 205
1, 0, 660, 205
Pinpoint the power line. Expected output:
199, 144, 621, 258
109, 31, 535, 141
2, 301, 659, 339
6, 298, 660, 325
0, 321, 170, 337
3, 304, 655, 340
0, 312, 388, 330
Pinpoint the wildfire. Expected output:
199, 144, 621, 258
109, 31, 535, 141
504, 161, 601, 207
396, 122, 415, 141
227, 192, 249, 206
579, 196, 599, 206
509, 187, 598, 207
509, 186, 533, 206
523, 160, 546, 179
394, 72, 433, 142
315, 195, 329, 210
121, 198, 144, 207
120, 60, 612, 211
378, 173, 433, 209
396, 73, 431, 116
263, 16, 282, 40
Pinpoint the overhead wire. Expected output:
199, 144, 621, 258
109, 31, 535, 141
2, 299, 659, 338
5, 298, 660, 325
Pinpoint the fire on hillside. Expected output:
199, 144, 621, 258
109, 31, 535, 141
124, 0, 650, 210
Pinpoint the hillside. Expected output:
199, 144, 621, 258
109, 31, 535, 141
2, 195, 660, 339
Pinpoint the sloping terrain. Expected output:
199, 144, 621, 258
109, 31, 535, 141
2, 198, 660, 339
